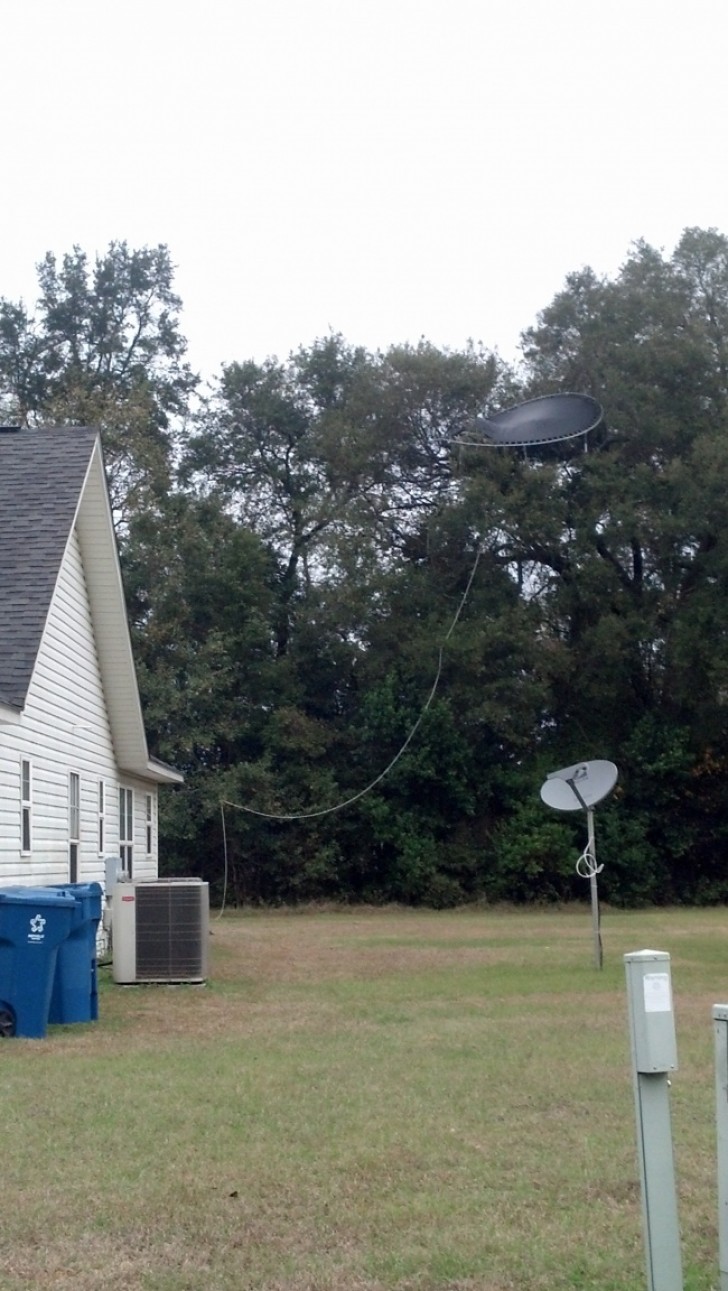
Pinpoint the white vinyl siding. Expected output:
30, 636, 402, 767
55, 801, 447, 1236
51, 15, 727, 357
0, 528, 159, 886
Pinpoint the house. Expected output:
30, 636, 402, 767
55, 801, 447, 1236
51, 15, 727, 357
0, 425, 182, 889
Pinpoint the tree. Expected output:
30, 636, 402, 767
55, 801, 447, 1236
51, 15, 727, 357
0, 242, 197, 519
494, 227, 728, 898
123, 493, 280, 775
8, 231, 728, 905
182, 334, 510, 656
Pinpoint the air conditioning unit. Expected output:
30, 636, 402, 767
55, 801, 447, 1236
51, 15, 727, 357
112, 878, 209, 984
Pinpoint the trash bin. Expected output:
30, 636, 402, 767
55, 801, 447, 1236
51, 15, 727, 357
48, 882, 103, 1025
0, 887, 76, 1038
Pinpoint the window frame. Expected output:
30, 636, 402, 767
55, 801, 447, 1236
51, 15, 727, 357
20, 756, 32, 856
69, 770, 80, 883
119, 785, 133, 878
98, 779, 105, 856
145, 793, 153, 857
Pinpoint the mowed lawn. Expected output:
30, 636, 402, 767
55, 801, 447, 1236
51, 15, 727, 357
1, 904, 726, 1291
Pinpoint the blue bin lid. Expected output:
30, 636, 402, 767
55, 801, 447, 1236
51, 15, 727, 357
48, 883, 102, 923
50, 883, 102, 900
0, 886, 76, 907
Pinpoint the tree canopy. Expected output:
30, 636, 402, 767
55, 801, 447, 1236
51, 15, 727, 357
6, 229, 728, 906
0, 242, 196, 519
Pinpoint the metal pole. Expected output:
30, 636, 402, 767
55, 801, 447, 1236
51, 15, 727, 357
714, 1006, 728, 1291
586, 807, 602, 970
625, 951, 683, 1291
566, 778, 603, 971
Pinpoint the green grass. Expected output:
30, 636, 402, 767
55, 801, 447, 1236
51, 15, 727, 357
0, 904, 725, 1289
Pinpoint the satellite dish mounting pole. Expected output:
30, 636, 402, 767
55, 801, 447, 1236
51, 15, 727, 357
540, 760, 616, 970
565, 774, 602, 971
586, 807, 602, 970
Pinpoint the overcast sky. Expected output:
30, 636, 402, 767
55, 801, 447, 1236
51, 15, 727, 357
4, 0, 727, 382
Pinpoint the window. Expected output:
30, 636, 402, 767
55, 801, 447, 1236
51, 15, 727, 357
69, 772, 80, 883
145, 794, 153, 857
98, 781, 105, 855
119, 786, 133, 878
20, 758, 32, 855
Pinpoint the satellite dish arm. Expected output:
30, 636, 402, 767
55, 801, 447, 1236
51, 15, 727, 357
565, 776, 589, 811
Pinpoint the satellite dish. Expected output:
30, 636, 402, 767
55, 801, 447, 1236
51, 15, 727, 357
539, 758, 618, 971
472, 393, 604, 448
539, 760, 618, 813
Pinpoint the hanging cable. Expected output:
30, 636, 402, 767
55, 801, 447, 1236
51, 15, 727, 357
221, 544, 483, 823
575, 839, 603, 969
575, 842, 604, 880
216, 798, 230, 920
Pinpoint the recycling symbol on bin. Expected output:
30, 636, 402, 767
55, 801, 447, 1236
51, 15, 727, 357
28, 914, 46, 940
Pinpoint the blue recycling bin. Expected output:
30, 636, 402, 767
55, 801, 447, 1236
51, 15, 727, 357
48, 883, 103, 1025
0, 887, 76, 1038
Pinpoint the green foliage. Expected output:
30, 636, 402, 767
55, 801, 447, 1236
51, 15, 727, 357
133, 226, 728, 905
0, 241, 196, 517
10, 233, 728, 906
485, 801, 581, 903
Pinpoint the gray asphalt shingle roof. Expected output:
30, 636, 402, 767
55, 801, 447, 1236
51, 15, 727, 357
0, 426, 98, 708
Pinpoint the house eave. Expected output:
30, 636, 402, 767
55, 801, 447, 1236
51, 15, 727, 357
116, 752, 184, 785
72, 441, 184, 787
0, 701, 21, 724
148, 762, 184, 785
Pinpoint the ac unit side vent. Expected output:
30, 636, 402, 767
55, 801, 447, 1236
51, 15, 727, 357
134, 884, 207, 981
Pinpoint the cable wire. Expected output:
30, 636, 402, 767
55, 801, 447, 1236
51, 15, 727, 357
221, 544, 483, 823
575, 843, 604, 880
216, 797, 229, 919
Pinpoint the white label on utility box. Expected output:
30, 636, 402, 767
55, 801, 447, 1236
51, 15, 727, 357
644, 972, 671, 1013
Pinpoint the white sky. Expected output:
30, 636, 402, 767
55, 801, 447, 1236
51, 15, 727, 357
4, 0, 728, 382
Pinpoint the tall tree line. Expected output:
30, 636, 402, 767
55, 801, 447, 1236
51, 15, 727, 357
3, 231, 728, 905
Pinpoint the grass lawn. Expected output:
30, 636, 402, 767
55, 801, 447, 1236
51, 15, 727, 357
1, 903, 726, 1290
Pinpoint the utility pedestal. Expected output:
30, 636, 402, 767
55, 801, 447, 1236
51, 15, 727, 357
713, 1005, 728, 1291
625, 950, 683, 1291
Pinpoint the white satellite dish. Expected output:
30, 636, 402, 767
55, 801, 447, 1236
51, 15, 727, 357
539, 758, 619, 970
540, 760, 618, 813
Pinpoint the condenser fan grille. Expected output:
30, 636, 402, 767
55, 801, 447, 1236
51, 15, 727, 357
134, 883, 207, 981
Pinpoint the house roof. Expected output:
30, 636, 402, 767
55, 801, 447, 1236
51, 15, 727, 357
0, 426, 96, 707
0, 426, 182, 784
